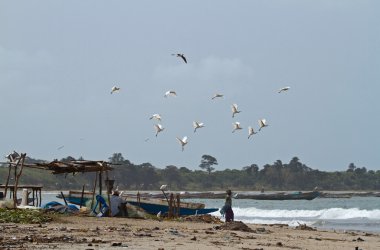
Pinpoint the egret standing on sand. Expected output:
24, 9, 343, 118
248, 126, 257, 139
193, 121, 205, 133
258, 119, 268, 131
110, 86, 120, 94
176, 136, 188, 151
232, 122, 243, 133
154, 124, 165, 137
164, 90, 177, 98
231, 104, 241, 118
172, 53, 187, 63
278, 86, 290, 93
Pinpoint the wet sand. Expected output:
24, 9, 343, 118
0, 215, 379, 250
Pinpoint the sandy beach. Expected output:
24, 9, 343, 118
1, 214, 379, 250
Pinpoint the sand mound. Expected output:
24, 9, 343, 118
215, 221, 254, 232
183, 214, 223, 224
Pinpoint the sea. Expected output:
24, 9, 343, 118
40, 191, 380, 233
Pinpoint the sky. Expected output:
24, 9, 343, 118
1, 1, 379, 172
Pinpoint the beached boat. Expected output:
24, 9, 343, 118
234, 191, 320, 200
56, 190, 93, 206
126, 197, 219, 216
128, 191, 226, 199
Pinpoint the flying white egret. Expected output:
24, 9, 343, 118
149, 114, 162, 122
231, 104, 241, 118
278, 86, 290, 93
110, 86, 120, 94
164, 90, 177, 98
258, 119, 268, 131
154, 124, 165, 137
232, 122, 243, 133
171, 53, 187, 63
248, 126, 257, 139
176, 136, 188, 151
193, 121, 205, 133
211, 93, 224, 100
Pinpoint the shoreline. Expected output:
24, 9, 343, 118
1, 215, 379, 249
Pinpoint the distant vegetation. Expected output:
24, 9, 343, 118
0, 153, 379, 191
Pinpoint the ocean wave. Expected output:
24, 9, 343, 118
230, 207, 380, 220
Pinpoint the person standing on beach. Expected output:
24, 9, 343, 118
224, 189, 234, 222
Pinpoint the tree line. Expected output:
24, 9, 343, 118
0, 153, 379, 191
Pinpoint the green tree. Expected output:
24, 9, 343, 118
108, 153, 125, 164
199, 155, 218, 174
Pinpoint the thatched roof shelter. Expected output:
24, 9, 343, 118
5, 159, 114, 174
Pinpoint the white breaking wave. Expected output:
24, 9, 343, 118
231, 207, 380, 220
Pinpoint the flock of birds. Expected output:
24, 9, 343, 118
109, 53, 290, 152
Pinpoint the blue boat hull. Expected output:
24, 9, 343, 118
128, 201, 218, 216
57, 195, 90, 206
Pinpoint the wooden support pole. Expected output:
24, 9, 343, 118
90, 172, 98, 210
105, 170, 111, 217
32, 189, 35, 206
80, 185, 85, 208
39, 189, 42, 207
168, 193, 174, 218
98, 171, 103, 212
4, 163, 12, 198
13, 154, 26, 209
60, 191, 68, 206
176, 193, 180, 217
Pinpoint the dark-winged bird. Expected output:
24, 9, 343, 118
172, 53, 187, 63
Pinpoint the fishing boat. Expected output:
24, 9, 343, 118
56, 190, 93, 206
126, 197, 219, 216
234, 191, 320, 200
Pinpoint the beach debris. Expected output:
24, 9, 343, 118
133, 232, 153, 237
183, 214, 222, 224
354, 237, 365, 242
190, 236, 197, 241
214, 221, 254, 232
295, 223, 316, 231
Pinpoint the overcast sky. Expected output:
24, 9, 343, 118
1, 1, 379, 172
